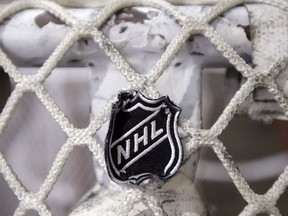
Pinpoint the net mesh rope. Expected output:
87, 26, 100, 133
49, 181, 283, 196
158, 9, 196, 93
0, 0, 288, 215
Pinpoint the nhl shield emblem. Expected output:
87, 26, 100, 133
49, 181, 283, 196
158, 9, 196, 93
105, 91, 183, 185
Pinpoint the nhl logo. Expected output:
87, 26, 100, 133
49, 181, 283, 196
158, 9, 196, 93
105, 91, 183, 185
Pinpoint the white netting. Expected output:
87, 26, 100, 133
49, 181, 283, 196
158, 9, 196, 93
0, 0, 288, 215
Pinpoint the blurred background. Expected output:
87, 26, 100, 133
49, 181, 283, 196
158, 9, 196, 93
197, 68, 288, 216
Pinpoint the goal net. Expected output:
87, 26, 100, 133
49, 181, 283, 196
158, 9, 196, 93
0, 0, 288, 215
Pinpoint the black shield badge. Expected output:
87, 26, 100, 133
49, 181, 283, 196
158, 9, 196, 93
105, 91, 183, 185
